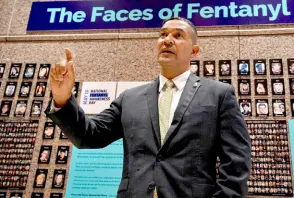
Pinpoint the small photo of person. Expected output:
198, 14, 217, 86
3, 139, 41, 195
33, 169, 48, 188
4, 82, 17, 97
38, 146, 52, 164
272, 79, 285, 95
50, 193, 63, 198
38, 64, 50, 79
10, 192, 23, 198
238, 60, 250, 75
238, 79, 251, 95
203, 61, 215, 76
255, 79, 268, 95
288, 59, 294, 75
30, 100, 43, 117
52, 170, 66, 189
190, 60, 199, 76
60, 131, 68, 139
34, 82, 47, 97
219, 60, 231, 76
0, 101, 12, 117
9, 63, 21, 79
239, 100, 252, 116
31, 193, 44, 198
273, 100, 286, 117
56, 146, 69, 164
256, 100, 269, 116
219, 79, 232, 85
254, 59, 266, 75
72, 82, 79, 98
43, 122, 55, 139
18, 82, 32, 98
270, 59, 283, 75
14, 100, 27, 117
289, 79, 294, 95
0, 63, 6, 78
23, 64, 36, 79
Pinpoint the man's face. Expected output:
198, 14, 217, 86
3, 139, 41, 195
243, 105, 250, 111
157, 20, 195, 70
41, 150, 49, 158
56, 175, 63, 184
259, 105, 267, 114
60, 151, 65, 158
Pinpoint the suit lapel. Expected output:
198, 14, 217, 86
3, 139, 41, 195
162, 73, 201, 146
146, 77, 161, 148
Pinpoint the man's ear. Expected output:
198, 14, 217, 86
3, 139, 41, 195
191, 45, 200, 57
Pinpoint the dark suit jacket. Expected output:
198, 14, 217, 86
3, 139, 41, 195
46, 74, 251, 198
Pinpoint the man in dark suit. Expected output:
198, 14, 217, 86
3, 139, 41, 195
46, 17, 251, 198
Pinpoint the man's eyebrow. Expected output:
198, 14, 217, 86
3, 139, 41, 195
160, 28, 186, 33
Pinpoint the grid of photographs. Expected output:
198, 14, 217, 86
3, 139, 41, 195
247, 120, 293, 196
0, 121, 38, 190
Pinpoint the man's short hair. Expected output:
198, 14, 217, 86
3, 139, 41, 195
162, 17, 197, 44
258, 103, 266, 108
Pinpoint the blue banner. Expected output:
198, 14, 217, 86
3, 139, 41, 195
27, 0, 294, 31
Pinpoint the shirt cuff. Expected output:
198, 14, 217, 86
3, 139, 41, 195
49, 100, 61, 113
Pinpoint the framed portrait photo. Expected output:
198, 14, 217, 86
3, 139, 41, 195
9, 192, 23, 198
239, 99, 252, 116
270, 59, 283, 75
288, 58, 294, 75
31, 192, 44, 198
4, 82, 17, 98
33, 169, 48, 188
0, 63, 6, 78
23, 63, 36, 79
38, 64, 50, 79
30, 100, 43, 117
0, 100, 12, 117
256, 99, 269, 117
9, 63, 22, 79
238, 79, 251, 96
52, 170, 66, 189
219, 79, 232, 85
34, 82, 47, 97
42, 122, 55, 139
203, 61, 215, 76
238, 60, 250, 75
272, 99, 286, 117
19, 82, 32, 98
271, 79, 285, 95
38, 145, 52, 164
254, 79, 268, 95
14, 100, 28, 117
254, 59, 266, 75
50, 193, 63, 198
55, 146, 69, 164
190, 60, 200, 76
219, 60, 231, 76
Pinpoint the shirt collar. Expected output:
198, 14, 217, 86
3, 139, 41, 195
159, 70, 191, 92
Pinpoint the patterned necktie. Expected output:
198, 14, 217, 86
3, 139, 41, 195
159, 80, 174, 144
153, 80, 174, 198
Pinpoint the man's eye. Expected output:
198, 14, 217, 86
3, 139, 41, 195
160, 33, 166, 37
176, 33, 182, 37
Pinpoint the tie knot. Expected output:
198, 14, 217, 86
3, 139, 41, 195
165, 80, 174, 89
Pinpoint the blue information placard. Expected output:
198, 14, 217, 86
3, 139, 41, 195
27, 0, 294, 31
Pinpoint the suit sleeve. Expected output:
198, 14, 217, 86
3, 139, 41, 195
213, 86, 251, 198
45, 92, 125, 149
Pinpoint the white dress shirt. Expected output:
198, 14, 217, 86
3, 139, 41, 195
158, 70, 191, 127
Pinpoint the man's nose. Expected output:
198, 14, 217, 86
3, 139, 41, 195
163, 34, 174, 46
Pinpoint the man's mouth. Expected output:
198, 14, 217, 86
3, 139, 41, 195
161, 50, 175, 54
